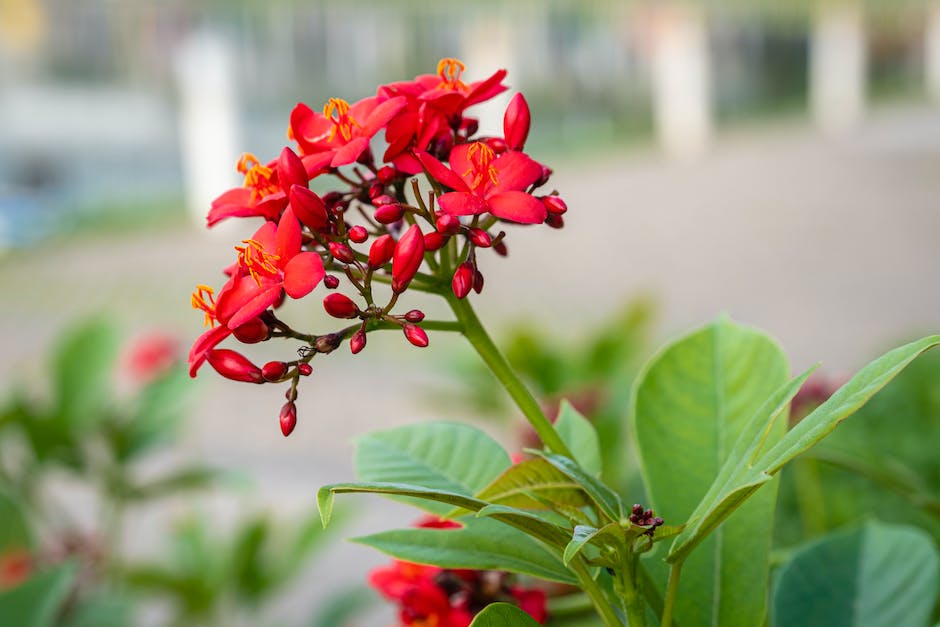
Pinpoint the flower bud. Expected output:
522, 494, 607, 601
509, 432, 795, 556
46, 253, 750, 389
545, 214, 564, 229
278, 147, 308, 194
356, 145, 374, 166
541, 195, 567, 215
494, 240, 508, 257
452, 262, 474, 299
323, 293, 359, 319
323, 274, 340, 289
460, 117, 479, 137
404, 309, 425, 323
423, 231, 445, 251
368, 183, 384, 200
321, 191, 344, 209
297, 362, 313, 376
285, 386, 298, 401
289, 185, 329, 231
403, 323, 429, 348
485, 137, 507, 153
329, 241, 356, 264
536, 165, 553, 188
473, 269, 485, 294
374, 203, 404, 224
372, 194, 396, 206
391, 224, 424, 293
207, 349, 263, 383
435, 214, 461, 235
369, 234, 395, 268
503, 93, 531, 151
376, 165, 397, 184
279, 402, 297, 437
262, 360, 288, 382
232, 318, 270, 344
347, 225, 368, 243
349, 328, 367, 354
468, 228, 492, 248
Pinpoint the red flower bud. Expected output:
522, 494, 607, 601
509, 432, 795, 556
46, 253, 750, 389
374, 203, 404, 224
494, 240, 509, 257
232, 318, 270, 344
460, 117, 480, 137
368, 183, 384, 200
485, 136, 507, 153
297, 363, 313, 376
371, 194, 395, 205
262, 360, 288, 382
452, 262, 474, 299
348, 225, 368, 243
207, 349, 263, 383
473, 269, 485, 294
545, 214, 564, 229
391, 224, 424, 293
349, 328, 367, 354
323, 274, 340, 289
329, 241, 356, 264
468, 228, 492, 248
289, 185, 328, 231
321, 191, 343, 209
404, 309, 425, 323
423, 231, 445, 251
279, 402, 297, 437
278, 147, 308, 194
541, 195, 567, 215
403, 323, 429, 348
503, 93, 531, 151
376, 165, 397, 184
435, 214, 461, 235
285, 386, 297, 401
536, 165, 553, 187
323, 293, 359, 319
369, 234, 395, 268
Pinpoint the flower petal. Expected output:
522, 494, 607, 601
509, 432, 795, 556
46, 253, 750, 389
489, 151, 543, 195
464, 69, 509, 107
330, 137, 370, 167
283, 252, 325, 299
275, 207, 302, 261
487, 191, 547, 224
188, 325, 232, 377
206, 188, 253, 227
437, 191, 488, 216
415, 150, 469, 192
360, 96, 407, 137
250, 220, 278, 252
227, 285, 282, 330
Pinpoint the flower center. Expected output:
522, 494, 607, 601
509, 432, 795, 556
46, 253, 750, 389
436, 57, 467, 91
235, 239, 281, 286
463, 142, 499, 191
322, 98, 361, 143
191, 285, 218, 327
237, 153, 279, 201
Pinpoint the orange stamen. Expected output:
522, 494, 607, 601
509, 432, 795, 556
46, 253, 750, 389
235, 239, 281, 286
436, 57, 467, 91
191, 284, 218, 327
462, 142, 499, 190
322, 98, 361, 143
236, 153, 279, 201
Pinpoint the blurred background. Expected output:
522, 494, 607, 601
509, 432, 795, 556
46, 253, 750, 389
1, 0, 938, 625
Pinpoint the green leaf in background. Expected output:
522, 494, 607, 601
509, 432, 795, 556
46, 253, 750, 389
476, 458, 591, 513
470, 602, 542, 626
354, 422, 511, 515
632, 318, 790, 627
772, 521, 940, 627
356, 515, 576, 584
123, 466, 222, 501
61, 593, 134, 627
554, 401, 602, 477
0, 489, 32, 551
51, 318, 118, 433
0, 562, 76, 627
117, 364, 193, 460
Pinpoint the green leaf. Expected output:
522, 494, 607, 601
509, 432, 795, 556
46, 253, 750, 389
356, 516, 576, 584
0, 489, 32, 552
61, 593, 134, 627
772, 521, 940, 627
554, 401, 602, 476
355, 422, 511, 515
0, 563, 76, 627
476, 458, 591, 512
563, 523, 621, 565
669, 334, 940, 569
51, 319, 118, 433
533, 452, 624, 522
470, 602, 542, 626
123, 466, 221, 501
117, 364, 193, 460
632, 318, 790, 627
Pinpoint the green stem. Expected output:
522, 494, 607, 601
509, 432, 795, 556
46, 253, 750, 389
572, 560, 622, 627
618, 554, 646, 627
445, 293, 573, 458
661, 561, 683, 627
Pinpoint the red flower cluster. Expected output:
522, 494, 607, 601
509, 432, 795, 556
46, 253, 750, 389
189, 59, 566, 436
368, 518, 548, 626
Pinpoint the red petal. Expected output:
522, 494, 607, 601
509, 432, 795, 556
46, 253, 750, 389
415, 150, 469, 192
464, 69, 508, 108
437, 192, 488, 216
447, 144, 474, 187
283, 252, 324, 299
391, 152, 423, 175
227, 285, 282, 329
489, 151, 543, 195
188, 325, 231, 377
503, 93, 531, 151
487, 191, 547, 224
250, 220, 278, 251
360, 96, 407, 137
330, 137, 369, 167
301, 152, 334, 178
206, 187, 252, 226
275, 207, 302, 260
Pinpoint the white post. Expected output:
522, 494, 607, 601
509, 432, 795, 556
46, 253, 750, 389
810, 3, 866, 135
173, 30, 241, 227
926, 1, 940, 104
649, 4, 712, 159
460, 17, 516, 137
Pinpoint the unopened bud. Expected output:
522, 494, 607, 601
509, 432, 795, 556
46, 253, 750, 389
290, 185, 329, 231
323, 293, 359, 319
391, 224, 424, 293
423, 231, 445, 251
322, 191, 343, 209
452, 262, 474, 299
485, 137, 507, 153
329, 241, 356, 264
369, 234, 395, 268
262, 361, 288, 382
207, 349, 263, 383
503, 93, 531, 151
403, 324, 429, 348
368, 183, 384, 200
536, 165, 553, 188
404, 309, 425, 323
468, 228, 492, 248
493, 240, 508, 257
285, 386, 298, 402
347, 225, 368, 243
460, 117, 479, 137
279, 402, 297, 437
473, 270, 484, 294
541, 195, 567, 215
376, 165, 397, 184
314, 333, 342, 354
371, 194, 395, 206
232, 318, 270, 344
374, 203, 404, 224
350, 328, 367, 354
545, 214, 564, 229
278, 147, 308, 194
436, 214, 461, 235
297, 362, 313, 376
323, 274, 340, 289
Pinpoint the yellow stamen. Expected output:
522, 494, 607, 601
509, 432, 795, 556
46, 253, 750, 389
236, 153, 279, 201
436, 57, 467, 90
235, 239, 281, 286
462, 142, 499, 190
191, 284, 218, 327
322, 98, 361, 143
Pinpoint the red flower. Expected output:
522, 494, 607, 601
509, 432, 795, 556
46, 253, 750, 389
0, 549, 31, 590
124, 332, 179, 383
418, 143, 546, 224
289, 95, 406, 169
206, 153, 290, 227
